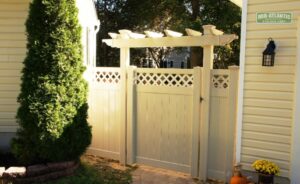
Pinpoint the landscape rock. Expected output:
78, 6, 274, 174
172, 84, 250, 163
0, 167, 5, 177
3, 167, 26, 178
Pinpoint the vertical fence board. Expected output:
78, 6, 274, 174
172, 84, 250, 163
207, 68, 239, 182
227, 66, 239, 180
87, 67, 121, 160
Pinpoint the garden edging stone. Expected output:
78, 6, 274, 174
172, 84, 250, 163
0, 167, 5, 177
3, 167, 26, 178
26, 164, 49, 177
0, 161, 78, 184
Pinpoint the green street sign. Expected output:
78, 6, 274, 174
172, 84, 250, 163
256, 12, 293, 24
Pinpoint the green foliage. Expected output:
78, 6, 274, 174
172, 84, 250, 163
96, 0, 241, 68
195, 0, 241, 67
96, 0, 190, 66
12, 0, 91, 164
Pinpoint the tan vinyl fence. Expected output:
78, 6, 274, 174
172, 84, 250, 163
86, 66, 239, 182
208, 68, 239, 181
87, 67, 122, 160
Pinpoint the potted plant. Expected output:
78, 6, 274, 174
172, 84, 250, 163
252, 160, 280, 184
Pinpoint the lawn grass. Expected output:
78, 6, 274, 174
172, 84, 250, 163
34, 159, 132, 184
0, 153, 132, 184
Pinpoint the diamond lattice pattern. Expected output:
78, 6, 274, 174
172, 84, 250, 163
136, 72, 194, 87
93, 71, 121, 84
212, 74, 229, 89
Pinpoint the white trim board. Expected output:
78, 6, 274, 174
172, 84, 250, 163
235, 0, 248, 163
291, 16, 300, 184
230, 0, 242, 8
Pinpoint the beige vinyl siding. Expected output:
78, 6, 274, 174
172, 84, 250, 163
0, 0, 30, 132
241, 0, 300, 178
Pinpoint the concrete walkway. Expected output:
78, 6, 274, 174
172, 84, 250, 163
131, 165, 201, 184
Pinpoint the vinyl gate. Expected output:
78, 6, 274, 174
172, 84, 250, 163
126, 67, 201, 174
86, 66, 239, 181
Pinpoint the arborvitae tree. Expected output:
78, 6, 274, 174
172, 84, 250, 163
12, 0, 92, 164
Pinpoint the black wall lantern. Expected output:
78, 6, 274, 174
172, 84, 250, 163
262, 38, 276, 67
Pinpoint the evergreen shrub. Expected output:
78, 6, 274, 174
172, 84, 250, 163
12, 0, 92, 164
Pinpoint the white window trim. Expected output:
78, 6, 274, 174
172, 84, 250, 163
291, 16, 300, 184
235, 0, 248, 163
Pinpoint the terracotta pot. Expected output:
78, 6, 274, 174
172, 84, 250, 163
258, 173, 274, 184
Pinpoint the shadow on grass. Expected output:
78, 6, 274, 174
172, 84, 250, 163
34, 162, 132, 184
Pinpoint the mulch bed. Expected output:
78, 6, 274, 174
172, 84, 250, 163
81, 154, 133, 183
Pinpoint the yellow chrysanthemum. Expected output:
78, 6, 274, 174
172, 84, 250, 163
252, 159, 280, 175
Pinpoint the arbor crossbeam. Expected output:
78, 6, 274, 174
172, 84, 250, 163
103, 34, 238, 48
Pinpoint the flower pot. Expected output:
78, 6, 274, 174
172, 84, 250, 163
258, 173, 274, 184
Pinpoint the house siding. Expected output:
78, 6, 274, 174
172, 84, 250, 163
0, 0, 30, 134
241, 0, 300, 178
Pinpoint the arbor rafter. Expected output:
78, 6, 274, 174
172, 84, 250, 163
103, 25, 238, 48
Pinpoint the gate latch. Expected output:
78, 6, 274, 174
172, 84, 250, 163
200, 97, 204, 103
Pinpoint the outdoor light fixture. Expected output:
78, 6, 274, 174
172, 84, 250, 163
262, 38, 276, 67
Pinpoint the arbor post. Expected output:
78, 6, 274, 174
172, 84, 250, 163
192, 67, 201, 177
120, 47, 130, 165
199, 25, 215, 181
126, 65, 136, 165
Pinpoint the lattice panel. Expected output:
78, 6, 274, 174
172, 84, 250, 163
212, 74, 229, 89
93, 70, 121, 84
136, 72, 194, 87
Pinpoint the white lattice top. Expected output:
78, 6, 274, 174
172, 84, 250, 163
91, 68, 121, 84
212, 73, 229, 89
135, 69, 194, 88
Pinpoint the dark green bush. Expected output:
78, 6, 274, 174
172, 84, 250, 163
12, 0, 91, 164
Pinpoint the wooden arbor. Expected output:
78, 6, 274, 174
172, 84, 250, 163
103, 25, 238, 180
